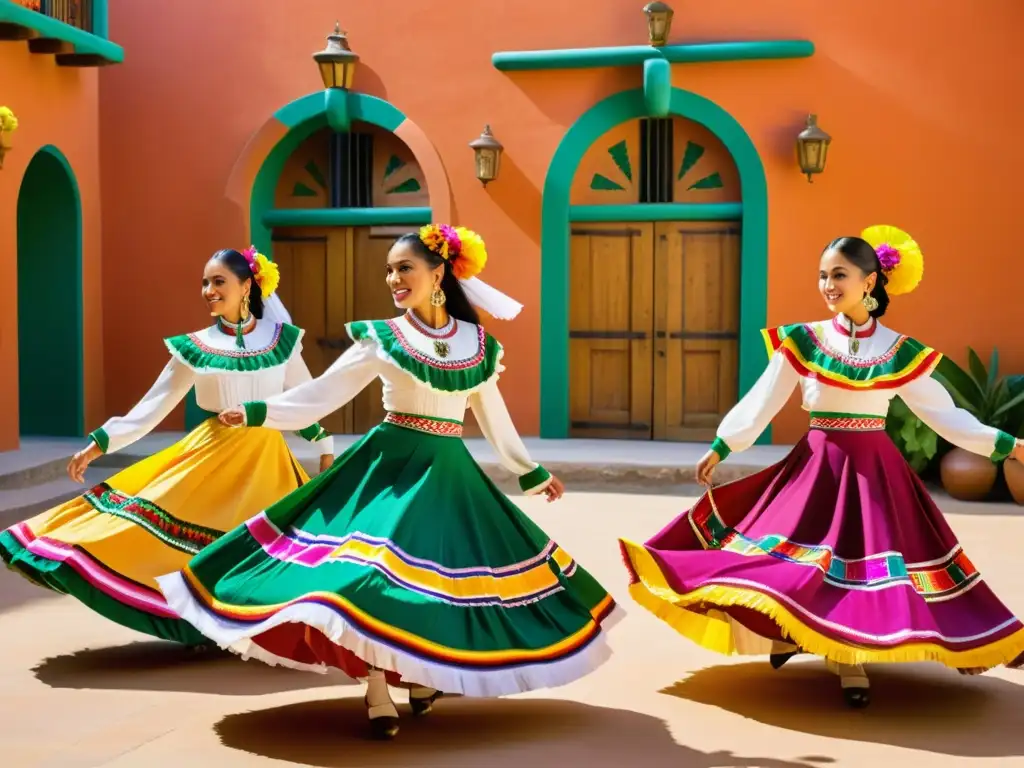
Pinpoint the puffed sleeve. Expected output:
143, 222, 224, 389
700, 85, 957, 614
88, 358, 196, 455
282, 344, 335, 456
711, 350, 801, 460
242, 340, 382, 432
468, 379, 552, 495
898, 373, 1016, 460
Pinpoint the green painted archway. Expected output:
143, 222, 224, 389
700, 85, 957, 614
17, 146, 84, 437
539, 87, 769, 440
188, 91, 448, 429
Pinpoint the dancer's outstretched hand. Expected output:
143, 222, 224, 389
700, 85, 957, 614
542, 475, 565, 503
67, 442, 102, 484
319, 454, 335, 473
696, 449, 721, 487
219, 406, 246, 427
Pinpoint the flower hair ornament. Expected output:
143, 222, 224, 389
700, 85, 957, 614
224, 246, 291, 347
241, 245, 281, 299
417, 224, 523, 320
860, 225, 924, 296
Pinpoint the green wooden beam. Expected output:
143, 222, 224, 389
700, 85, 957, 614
0, 1, 123, 63
324, 88, 350, 132
262, 207, 432, 228
662, 40, 814, 63
493, 40, 813, 72
570, 203, 742, 222
643, 58, 671, 117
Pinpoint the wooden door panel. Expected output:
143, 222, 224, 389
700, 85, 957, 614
568, 224, 654, 439
654, 222, 740, 441
349, 228, 402, 434
271, 233, 351, 436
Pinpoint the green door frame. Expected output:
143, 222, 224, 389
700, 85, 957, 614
539, 87, 769, 441
186, 91, 438, 429
17, 145, 85, 437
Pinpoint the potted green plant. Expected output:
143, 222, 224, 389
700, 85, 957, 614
932, 348, 1024, 501
886, 396, 940, 475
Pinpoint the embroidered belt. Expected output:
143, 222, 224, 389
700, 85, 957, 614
809, 412, 886, 432
384, 412, 464, 437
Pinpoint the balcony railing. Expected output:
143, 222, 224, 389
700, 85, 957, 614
14, 0, 92, 33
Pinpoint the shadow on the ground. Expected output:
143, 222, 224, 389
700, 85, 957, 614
33, 640, 354, 695
0, 567, 63, 615
214, 696, 835, 768
662, 660, 1024, 757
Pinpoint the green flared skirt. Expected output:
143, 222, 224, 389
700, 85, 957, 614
158, 416, 618, 697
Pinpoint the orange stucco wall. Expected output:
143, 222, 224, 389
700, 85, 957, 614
0, 44, 104, 450
99, 0, 1024, 442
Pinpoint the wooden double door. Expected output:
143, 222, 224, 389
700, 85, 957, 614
569, 221, 740, 442
272, 227, 398, 435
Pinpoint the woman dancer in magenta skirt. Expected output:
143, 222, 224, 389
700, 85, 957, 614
620, 226, 1024, 708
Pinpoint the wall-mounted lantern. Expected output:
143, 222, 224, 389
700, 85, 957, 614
314, 22, 359, 90
469, 125, 503, 187
796, 114, 831, 183
643, 2, 674, 47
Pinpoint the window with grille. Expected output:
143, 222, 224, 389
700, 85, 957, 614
329, 132, 374, 208
639, 118, 674, 204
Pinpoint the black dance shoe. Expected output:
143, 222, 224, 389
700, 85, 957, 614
409, 690, 442, 716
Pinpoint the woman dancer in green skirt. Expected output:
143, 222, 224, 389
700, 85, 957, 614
158, 224, 618, 739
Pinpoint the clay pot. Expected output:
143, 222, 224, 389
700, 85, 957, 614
940, 448, 997, 501
1004, 458, 1024, 505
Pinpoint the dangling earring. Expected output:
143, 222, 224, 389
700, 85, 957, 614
862, 291, 879, 313
236, 294, 251, 349
430, 285, 446, 307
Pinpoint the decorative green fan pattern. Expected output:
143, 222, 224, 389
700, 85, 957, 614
677, 141, 724, 190
291, 160, 328, 199
587, 135, 725, 195
383, 154, 423, 195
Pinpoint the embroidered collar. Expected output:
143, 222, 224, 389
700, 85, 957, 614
346, 318, 504, 394
832, 315, 876, 339
216, 315, 257, 338
165, 322, 302, 373
406, 310, 457, 339
762, 323, 940, 391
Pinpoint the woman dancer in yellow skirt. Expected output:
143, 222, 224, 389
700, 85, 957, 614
0, 246, 334, 644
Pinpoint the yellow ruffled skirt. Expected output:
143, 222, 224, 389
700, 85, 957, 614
0, 419, 309, 643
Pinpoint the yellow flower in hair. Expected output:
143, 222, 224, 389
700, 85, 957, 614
419, 224, 453, 260
860, 225, 923, 296
253, 252, 280, 298
452, 226, 488, 280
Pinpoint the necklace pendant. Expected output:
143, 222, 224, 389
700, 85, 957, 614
850, 338, 860, 355
433, 339, 450, 359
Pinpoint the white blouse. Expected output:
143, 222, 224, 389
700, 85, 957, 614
716, 315, 1013, 459
240, 312, 552, 494
89, 320, 334, 456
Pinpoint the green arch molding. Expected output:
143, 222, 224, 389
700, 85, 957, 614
250, 91, 424, 259
189, 91, 438, 429
540, 87, 769, 441
17, 146, 85, 437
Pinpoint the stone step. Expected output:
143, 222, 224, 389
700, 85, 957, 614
0, 437, 82, 491
0, 468, 113, 528
0, 434, 790, 497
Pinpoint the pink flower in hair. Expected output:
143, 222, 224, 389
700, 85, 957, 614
875, 243, 901, 273
241, 245, 259, 273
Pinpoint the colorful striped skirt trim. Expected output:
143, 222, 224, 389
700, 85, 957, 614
157, 419, 619, 696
